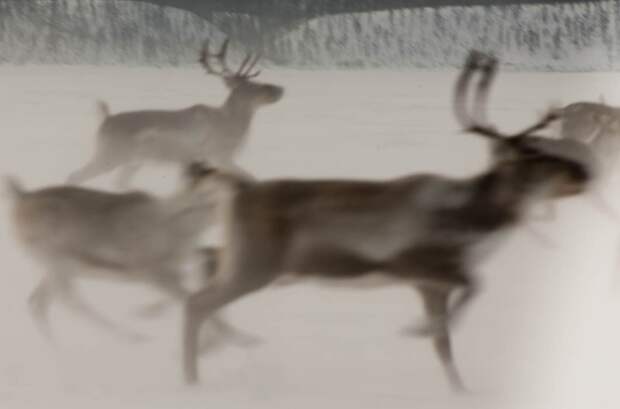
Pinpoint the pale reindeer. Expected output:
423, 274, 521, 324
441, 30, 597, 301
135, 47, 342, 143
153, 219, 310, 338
560, 100, 620, 174
6, 164, 257, 347
519, 99, 619, 221
67, 39, 284, 188
180, 51, 595, 391
560, 101, 620, 277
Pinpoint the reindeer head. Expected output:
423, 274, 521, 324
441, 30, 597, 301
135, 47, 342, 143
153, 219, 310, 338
453, 50, 595, 199
199, 39, 284, 110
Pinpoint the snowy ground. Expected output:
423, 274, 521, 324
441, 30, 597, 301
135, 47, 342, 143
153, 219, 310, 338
0, 66, 619, 408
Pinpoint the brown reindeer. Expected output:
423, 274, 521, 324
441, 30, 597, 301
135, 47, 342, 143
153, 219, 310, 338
181, 51, 595, 391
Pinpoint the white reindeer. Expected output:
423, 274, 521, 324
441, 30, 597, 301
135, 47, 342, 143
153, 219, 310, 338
7, 163, 257, 347
520, 100, 620, 221
67, 39, 284, 188
181, 51, 595, 391
559, 100, 620, 174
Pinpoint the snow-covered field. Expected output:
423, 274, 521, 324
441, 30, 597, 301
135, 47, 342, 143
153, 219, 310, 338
0, 66, 619, 408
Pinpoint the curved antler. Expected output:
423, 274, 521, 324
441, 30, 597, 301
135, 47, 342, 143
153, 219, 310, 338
453, 50, 505, 141
509, 109, 562, 138
454, 50, 560, 142
199, 39, 233, 77
199, 38, 262, 81
471, 55, 497, 126
236, 53, 262, 79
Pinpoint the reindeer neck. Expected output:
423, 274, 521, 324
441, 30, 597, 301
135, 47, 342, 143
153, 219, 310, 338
222, 92, 255, 119
476, 169, 537, 207
455, 170, 533, 230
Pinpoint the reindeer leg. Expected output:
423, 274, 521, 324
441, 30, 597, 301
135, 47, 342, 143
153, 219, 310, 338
447, 280, 477, 328
193, 249, 263, 351
201, 314, 263, 352
184, 284, 252, 384
28, 279, 55, 341
138, 268, 262, 352
136, 249, 219, 319
404, 274, 475, 338
418, 286, 466, 392
184, 269, 273, 384
165, 305, 261, 354
134, 269, 187, 319
56, 278, 147, 343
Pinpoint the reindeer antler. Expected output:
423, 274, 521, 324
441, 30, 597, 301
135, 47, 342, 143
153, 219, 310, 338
454, 50, 561, 143
453, 50, 502, 140
199, 38, 262, 81
509, 109, 562, 138
199, 39, 233, 77
235, 53, 261, 79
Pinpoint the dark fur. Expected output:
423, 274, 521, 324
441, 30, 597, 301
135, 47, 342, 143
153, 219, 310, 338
181, 51, 594, 391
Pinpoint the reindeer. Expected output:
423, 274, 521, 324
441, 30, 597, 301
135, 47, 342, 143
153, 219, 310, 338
559, 100, 620, 175
67, 39, 284, 189
6, 164, 257, 347
514, 99, 619, 221
180, 51, 595, 391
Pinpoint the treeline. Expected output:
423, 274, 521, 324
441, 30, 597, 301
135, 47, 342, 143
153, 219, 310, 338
275, 1, 614, 70
0, 0, 224, 65
0, 0, 616, 70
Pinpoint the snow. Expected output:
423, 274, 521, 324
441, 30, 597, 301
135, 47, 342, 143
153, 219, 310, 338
0, 66, 619, 408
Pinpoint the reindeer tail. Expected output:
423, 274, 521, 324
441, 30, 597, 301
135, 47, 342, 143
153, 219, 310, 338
95, 100, 110, 121
4, 176, 25, 202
